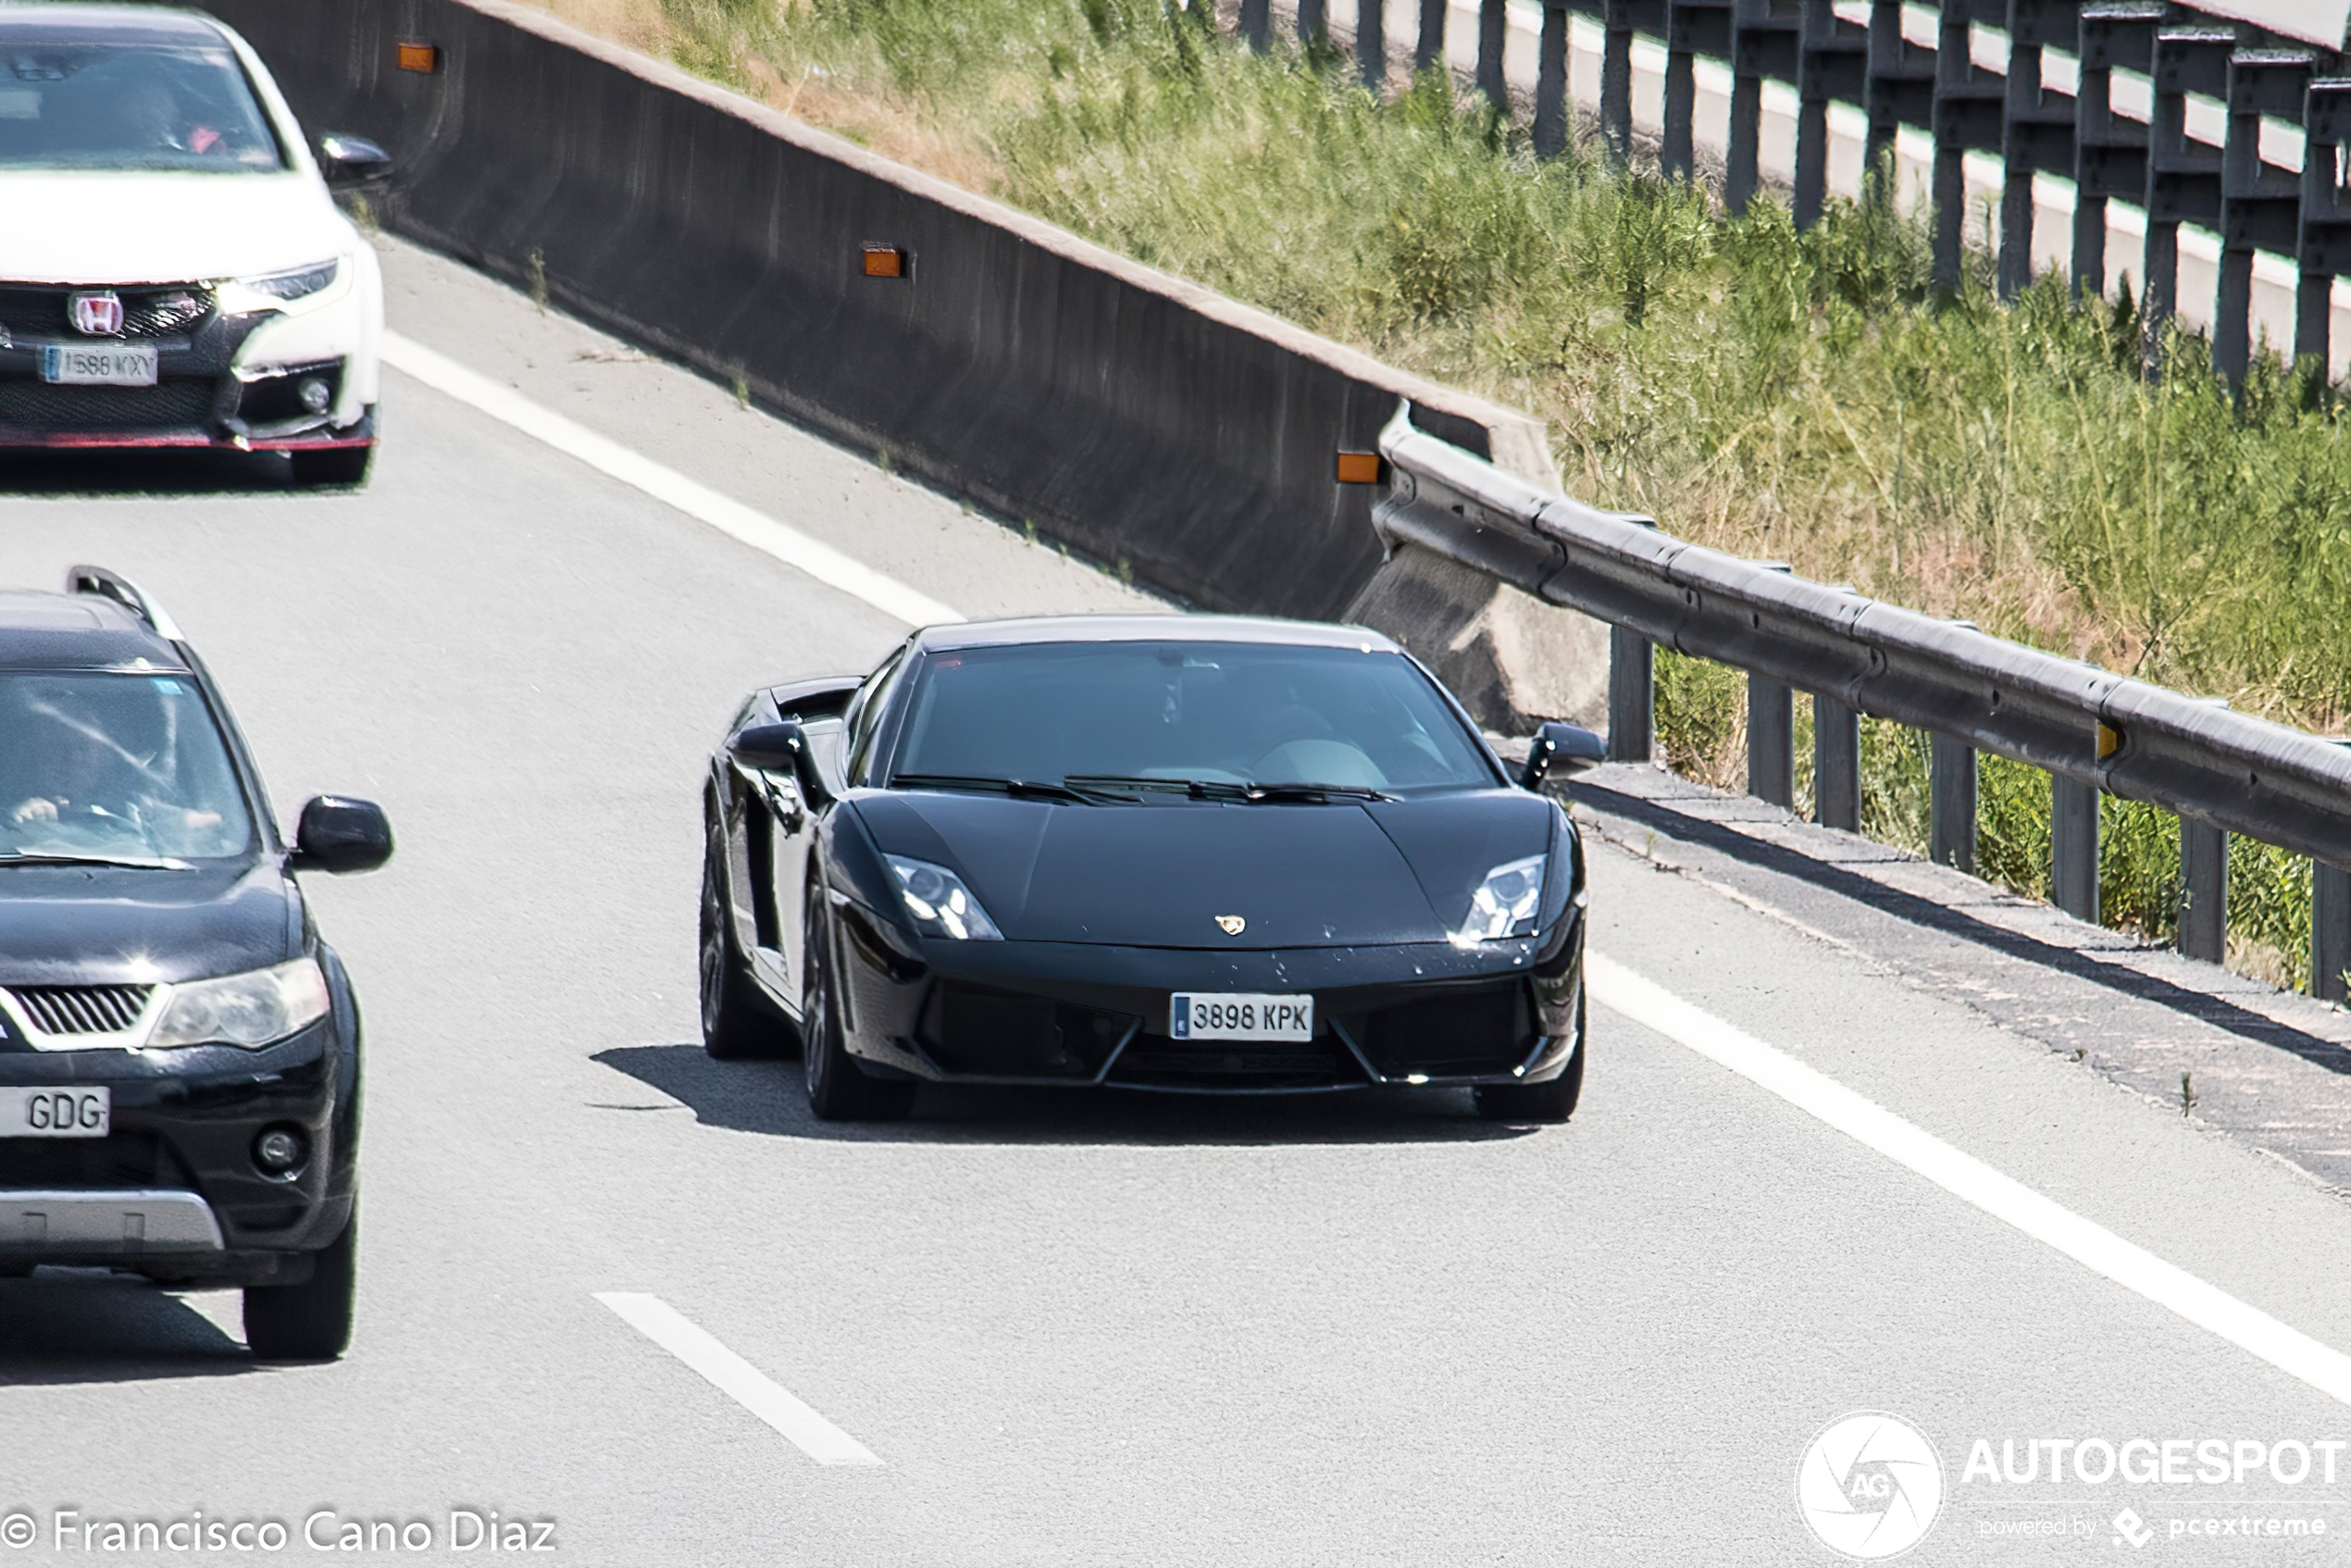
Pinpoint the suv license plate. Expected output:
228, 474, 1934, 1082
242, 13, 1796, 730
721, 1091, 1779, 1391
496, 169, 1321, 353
40, 342, 157, 386
0, 1087, 109, 1139
1170, 993, 1313, 1041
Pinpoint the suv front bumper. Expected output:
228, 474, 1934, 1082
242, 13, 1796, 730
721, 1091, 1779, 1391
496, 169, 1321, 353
0, 1017, 355, 1284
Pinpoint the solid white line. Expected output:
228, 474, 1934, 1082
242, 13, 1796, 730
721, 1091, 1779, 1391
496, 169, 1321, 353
381, 331, 963, 628
594, 1291, 885, 1466
1586, 951, 2351, 1412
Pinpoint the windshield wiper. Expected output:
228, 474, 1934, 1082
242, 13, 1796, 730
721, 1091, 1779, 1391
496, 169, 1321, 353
1248, 781, 1397, 803
0, 851, 193, 871
1063, 775, 1395, 803
890, 773, 1097, 805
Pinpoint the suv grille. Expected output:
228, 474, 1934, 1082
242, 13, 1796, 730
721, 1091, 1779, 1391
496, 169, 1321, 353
9, 984, 153, 1035
0, 284, 213, 341
0, 379, 216, 430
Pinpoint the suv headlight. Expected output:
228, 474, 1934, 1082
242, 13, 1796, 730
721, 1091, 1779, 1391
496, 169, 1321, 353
148, 958, 330, 1049
1454, 854, 1547, 945
216, 258, 342, 314
885, 855, 1002, 941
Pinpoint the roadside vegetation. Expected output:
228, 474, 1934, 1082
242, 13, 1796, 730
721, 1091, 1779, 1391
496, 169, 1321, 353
533, 0, 2346, 988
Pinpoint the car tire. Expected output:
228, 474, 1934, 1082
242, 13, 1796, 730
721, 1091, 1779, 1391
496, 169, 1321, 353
1474, 994, 1586, 1124
289, 444, 373, 488
802, 902, 914, 1122
243, 1211, 356, 1362
700, 839, 795, 1060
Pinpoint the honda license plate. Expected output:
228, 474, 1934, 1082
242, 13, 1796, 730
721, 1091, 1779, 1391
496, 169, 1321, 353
0, 1087, 109, 1138
1169, 992, 1313, 1041
40, 342, 157, 386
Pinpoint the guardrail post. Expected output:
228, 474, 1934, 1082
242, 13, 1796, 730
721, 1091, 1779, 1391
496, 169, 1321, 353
2050, 773, 2099, 921
1812, 694, 1860, 831
1748, 674, 1794, 807
2300, 82, 2351, 372
1608, 627, 1654, 763
1239, 0, 1270, 52
1414, 0, 1446, 69
2144, 30, 2235, 374
1356, 0, 1385, 88
1477, 0, 1508, 107
1930, 734, 1976, 874
2315, 863, 2351, 1003
2179, 817, 2227, 963
1299, 0, 1327, 45
2073, 6, 2163, 303
1536, 2, 1572, 157
1932, 0, 2004, 292
1601, 4, 1635, 165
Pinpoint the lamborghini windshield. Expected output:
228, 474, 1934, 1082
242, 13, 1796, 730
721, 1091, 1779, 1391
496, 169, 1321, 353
889, 641, 1499, 797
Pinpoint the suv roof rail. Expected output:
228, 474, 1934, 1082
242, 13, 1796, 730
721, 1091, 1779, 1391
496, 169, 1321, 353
65, 564, 184, 642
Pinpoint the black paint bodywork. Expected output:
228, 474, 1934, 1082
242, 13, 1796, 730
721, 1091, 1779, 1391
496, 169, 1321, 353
0, 583, 382, 1286
704, 616, 1587, 1097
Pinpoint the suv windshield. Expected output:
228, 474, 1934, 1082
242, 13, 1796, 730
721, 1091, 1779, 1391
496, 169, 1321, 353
0, 673, 255, 860
0, 31, 284, 171
890, 641, 1498, 796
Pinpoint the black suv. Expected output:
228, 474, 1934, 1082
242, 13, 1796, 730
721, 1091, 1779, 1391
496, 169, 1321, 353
0, 567, 389, 1359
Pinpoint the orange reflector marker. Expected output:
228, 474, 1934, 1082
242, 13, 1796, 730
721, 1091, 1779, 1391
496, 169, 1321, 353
396, 39, 439, 72
862, 244, 907, 280
2096, 721, 2124, 761
1335, 451, 1383, 485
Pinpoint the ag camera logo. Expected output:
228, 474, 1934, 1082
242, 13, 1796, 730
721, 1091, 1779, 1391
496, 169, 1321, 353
1797, 1411, 1945, 1560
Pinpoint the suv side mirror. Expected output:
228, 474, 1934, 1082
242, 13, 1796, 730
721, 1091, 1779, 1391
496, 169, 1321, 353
1520, 721, 1606, 790
317, 132, 393, 189
291, 795, 393, 875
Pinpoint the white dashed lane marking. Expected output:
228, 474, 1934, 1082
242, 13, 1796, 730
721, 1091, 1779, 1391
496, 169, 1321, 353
595, 1292, 884, 1466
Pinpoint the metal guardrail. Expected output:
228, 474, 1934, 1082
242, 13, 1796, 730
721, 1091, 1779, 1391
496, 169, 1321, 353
1373, 404, 2351, 998
1243, 0, 2351, 380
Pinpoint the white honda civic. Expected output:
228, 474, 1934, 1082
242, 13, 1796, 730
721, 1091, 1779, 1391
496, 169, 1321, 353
0, 4, 387, 485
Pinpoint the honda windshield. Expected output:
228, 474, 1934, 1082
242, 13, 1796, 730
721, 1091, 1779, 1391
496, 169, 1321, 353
0, 28, 285, 171
889, 641, 1499, 796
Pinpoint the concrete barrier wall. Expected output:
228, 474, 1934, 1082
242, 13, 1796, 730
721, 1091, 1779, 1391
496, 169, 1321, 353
205, 0, 1559, 630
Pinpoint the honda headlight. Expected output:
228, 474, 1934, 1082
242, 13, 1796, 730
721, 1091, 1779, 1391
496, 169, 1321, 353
216, 258, 342, 314
885, 855, 1002, 941
148, 958, 331, 1049
1454, 854, 1547, 945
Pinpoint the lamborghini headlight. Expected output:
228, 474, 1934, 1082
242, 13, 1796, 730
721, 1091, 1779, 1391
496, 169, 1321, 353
1454, 854, 1547, 945
885, 855, 1002, 941
148, 958, 331, 1049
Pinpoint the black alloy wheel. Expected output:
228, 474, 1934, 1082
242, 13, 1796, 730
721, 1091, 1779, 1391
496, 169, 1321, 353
1474, 990, 1586, 1124
700, 832, 793, 1060
243, 1211, 357, 1362
801, 899, 915, 1122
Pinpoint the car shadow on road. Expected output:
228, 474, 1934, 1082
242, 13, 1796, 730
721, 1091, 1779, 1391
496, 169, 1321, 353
592, 1042, 1546, 1146
0, 449, 300, 496
0, 1276, 254, 1386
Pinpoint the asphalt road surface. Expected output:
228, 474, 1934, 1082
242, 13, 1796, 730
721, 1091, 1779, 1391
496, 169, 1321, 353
4, 237, 2351, 1567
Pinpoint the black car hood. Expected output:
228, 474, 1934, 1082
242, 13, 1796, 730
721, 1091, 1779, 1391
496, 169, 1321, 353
856, 789, 1554, 949
0, 861, 298, 986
